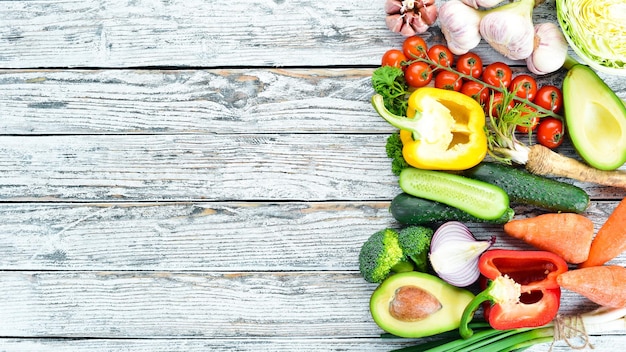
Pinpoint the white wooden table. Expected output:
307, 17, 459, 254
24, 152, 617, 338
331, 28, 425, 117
1, 1, 624, 351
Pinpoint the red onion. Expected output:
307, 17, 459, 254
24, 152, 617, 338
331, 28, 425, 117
429, 221, 495, 287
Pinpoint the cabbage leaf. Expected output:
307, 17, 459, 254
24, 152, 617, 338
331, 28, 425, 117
557, 0, 626, 75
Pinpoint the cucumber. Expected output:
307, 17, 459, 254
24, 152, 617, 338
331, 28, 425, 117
463, 162, 590, 213
390, 192, 514, 225
398, 168, 510, 221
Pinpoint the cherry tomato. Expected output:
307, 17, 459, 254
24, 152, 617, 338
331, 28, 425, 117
486, 91, 514, 118
435, 71, 462, 91
509, 74, 538, 101
381, 49, 407, 68
460, 81, 489, 105
534, 85, 564, 114
405, 62, 433, 88
537, 117, 564, 149
482, 62, 512, 89
427, 45, 454, 68
402, 36, 428, 60
455, 52, 483, 79
515, 106, 540, 134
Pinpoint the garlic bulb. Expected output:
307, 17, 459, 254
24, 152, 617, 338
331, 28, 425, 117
479, 0, 536, 60
461, 0, 505, 8
385, 0, 438, 37
526, 22, 568, 75
438, 0, 483, 55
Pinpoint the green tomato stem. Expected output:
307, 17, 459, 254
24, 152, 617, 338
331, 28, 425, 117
403, 56, 563, 121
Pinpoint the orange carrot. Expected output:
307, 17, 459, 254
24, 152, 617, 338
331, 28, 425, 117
557, 266, 626, 308
579, 197, 626, 268
503, 213, 594, 264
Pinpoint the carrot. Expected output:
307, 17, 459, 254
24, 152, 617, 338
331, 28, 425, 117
557, 265, 626, 308
503, 213, 594, 264
579, 197, 626, 268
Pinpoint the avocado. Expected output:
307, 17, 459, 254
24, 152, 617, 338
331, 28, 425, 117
563, 64, 626, 170
369, 271, 474, 338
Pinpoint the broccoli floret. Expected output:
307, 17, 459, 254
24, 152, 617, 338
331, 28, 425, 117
358, 226, 433, 283
358, 228, 411, 283
397, 226, 433, 273
385, 132, 410, 176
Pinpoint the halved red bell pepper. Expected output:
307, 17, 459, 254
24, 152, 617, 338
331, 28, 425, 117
459, 249, 568, 338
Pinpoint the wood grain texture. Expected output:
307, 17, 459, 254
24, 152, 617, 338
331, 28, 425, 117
1, 134, 624, 202
2, 0, 626, 350
0, 201, 390, 270
0, 68, 382, 134
0, 0, 560, 69
0, 134, 395, 201
1, 67, 624, 135
0, 337, 624, 352
0, 201, 624, 271
0, 271, 616, 339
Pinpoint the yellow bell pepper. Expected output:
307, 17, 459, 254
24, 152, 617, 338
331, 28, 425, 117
372, 87, 487, 171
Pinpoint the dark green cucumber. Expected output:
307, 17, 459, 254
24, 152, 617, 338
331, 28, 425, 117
398, 168, 510, 221
390, 192, 514, 225
463, 162, 590, 213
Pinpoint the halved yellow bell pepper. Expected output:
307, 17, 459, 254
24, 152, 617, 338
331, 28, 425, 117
372, 87, 487, 170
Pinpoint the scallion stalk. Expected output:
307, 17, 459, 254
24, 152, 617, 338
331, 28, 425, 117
390, 307, 626, 352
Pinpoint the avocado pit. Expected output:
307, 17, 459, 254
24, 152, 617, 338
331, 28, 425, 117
389, 285, 442, 321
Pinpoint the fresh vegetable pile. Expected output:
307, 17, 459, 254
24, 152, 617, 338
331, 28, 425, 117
358, 1, 626, 351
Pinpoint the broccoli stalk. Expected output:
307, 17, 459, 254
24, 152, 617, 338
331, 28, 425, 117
358, 226, 433, 283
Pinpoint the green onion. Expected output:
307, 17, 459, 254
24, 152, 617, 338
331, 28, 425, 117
390, 307, 626, 352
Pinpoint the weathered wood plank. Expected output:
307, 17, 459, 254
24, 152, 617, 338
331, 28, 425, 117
0, 201, 390, 270
0, 271, 617, 340
1, 68, 624, 135
0, 336, 624, 352
0, 0, 561, 68
0, 134, 624, 202
1, 201, 623, 271
0, 68, 383, 135
0, 134, 395, 201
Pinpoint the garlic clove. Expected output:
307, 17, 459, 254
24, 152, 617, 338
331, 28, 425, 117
385, 0, 403, 14
438, 0, 483, 55
479, 11, 535, 60
385, 14, 406, 34
462, 0, 506, 9
479, 0, 536, 60
526, 22, 568, 75
384, 0, 438, 36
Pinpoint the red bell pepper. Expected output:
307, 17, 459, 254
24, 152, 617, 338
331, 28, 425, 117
459, 249, 568, 338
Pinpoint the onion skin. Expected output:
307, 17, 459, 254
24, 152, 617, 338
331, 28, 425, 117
429, 222, 495, 287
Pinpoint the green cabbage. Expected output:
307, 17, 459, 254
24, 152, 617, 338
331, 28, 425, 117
557, 0, 626, 75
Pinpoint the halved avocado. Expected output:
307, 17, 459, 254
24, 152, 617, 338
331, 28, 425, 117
563, 64, 626, 170
369, 271, 474, 338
